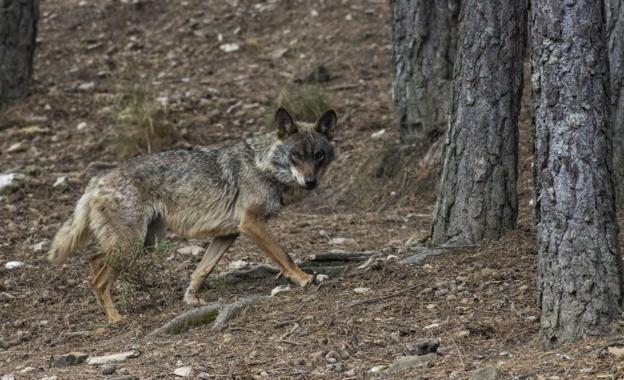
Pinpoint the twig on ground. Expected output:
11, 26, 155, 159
349, 283, 425, 307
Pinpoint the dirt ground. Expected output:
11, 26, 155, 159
2, 0, 624, 379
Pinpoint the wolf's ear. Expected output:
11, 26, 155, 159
315, 110, 337, 140
275, 108, 298, 138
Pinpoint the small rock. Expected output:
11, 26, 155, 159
173, 366, 192, 377
270, 285, 291, 297
19, 367, 35, 374
78, 82, 95, 91
370, 129, 386, 139
101, 365, 116, 375
328, 237, 348, 245
51, 352, 89, 367
471, 366, 503, 380
219, 43, 240, 53
525, 316, 538, 322
31, 241, 49, 252
53, 176, 68, 189
177, 245, 203, 256
368, 365, 387, 373
423, 323, 440, 330
40, 377, 57, 380
426, 304, 436, 310
7, 142, 26, 153
353, 287, 370, 294
76, 122, 88, 130
270, 47, 288, 60
4, 261, 24, 270
0, 173, 25, 194
406, 338, 440, 356
86, 350, 140, 366
326, 363, 343, 371
343, 368, 356, 377
386, 353, 437, 373
227, 260, 249, 270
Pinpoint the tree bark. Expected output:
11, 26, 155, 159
0, 0, 38, 111
430, 0, 527, 246
389, 0, 459, 144
606, 0, 624, 205
531, 0, 624, 346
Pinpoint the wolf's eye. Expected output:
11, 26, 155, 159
291, 152, 303, 162
315, 151, 325, 161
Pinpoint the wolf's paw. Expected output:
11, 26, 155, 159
183, 288, 206, 306
107, 309, 125, 324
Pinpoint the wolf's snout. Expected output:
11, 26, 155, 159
304, 175, 317, 189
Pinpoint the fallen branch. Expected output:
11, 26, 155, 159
212, 296, 265, 332
146, 303, 220, 338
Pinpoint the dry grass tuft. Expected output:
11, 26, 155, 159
107, 57, 177, 158
264, 85, 333, 127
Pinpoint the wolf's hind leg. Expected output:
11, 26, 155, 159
88, 187, 146, 323
91, 261, 123, 323
184, 234, 238, 305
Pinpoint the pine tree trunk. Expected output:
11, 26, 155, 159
389, 0, 459, 144
0, 0, 38, 111
606, 0, 624, 205
430, 0, 527, 246
531, 0, 624, 346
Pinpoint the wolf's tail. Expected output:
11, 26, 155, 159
47, 181, 96, 265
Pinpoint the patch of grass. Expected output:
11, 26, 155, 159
106, 239, 175, 288
107, 57, 177, 158
264, 85, 333, 127
106, 239, 180, 313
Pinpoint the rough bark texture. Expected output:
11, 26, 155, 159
430, 0, 527, 246
389, 0, 459, 144
606, 0, 624, 205
0, 0, 38, 111
531, 0, 624, 346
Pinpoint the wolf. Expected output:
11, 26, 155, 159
47, 108, 337, 323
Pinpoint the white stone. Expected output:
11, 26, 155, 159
219, 43, 240, 53
270, 285, 291, 297
4, 261, 24, 270
0, 173, 23, 194
227, 260, 249, 270
32, 241, 48, 252
328, 237, 348, 245
76, 122, 88, 130
353, 287, 370, 294
369, 365, 387, 373
370, 129, 385, 139
86, 350, 140, 365
77, 82, 95, 91
174, 366, 192, 377
53, 176, 67, 189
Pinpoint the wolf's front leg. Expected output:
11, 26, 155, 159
239, 210, 327, 286
184, 234, 238, 305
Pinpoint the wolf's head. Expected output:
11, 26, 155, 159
267, 108, 337, 190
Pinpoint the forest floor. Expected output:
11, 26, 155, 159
2, 0, 624, 379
